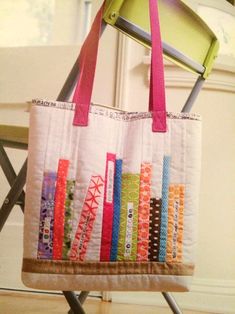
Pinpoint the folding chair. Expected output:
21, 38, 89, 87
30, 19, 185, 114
0, 0, 219, 313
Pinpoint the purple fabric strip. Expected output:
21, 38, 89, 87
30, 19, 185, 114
37, 172, 57, 259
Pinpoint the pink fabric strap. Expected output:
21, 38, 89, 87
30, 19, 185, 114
149, 0, 166, 132
72, 0, 166, 132
72, 2, 105, 126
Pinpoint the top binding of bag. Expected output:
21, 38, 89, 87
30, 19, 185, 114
32, 99, 201, 122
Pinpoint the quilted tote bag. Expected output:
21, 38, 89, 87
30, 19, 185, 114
22, 0, 201, 292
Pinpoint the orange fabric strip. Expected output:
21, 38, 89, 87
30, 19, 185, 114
137, 163, 152, 261
166, 184, 185, 263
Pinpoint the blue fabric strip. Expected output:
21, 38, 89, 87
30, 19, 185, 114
110, 159, 123, 261
159, 156, 171, 262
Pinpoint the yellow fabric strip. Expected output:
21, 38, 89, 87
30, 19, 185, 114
117, 174, 140, 261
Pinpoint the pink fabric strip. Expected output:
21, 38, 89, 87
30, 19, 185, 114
69, 175, 104, 261
71, 1, 166, 132
100, 153, 116, 261
137, 163, 152, 261
52, 159, 69, 260
149, 0, 166, 132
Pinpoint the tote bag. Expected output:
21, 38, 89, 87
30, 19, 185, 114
22, 0, 201, 292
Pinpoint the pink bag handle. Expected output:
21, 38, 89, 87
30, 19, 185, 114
72, 0, 166, 132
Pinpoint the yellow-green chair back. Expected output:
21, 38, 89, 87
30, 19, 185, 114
103, 0, 219, 78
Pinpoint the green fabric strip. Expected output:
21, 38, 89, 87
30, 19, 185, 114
117, 174, 140, 261
62, 180, 75, 259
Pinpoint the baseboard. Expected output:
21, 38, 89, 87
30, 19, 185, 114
0, 287, 102, 299
111, 278, 235, 314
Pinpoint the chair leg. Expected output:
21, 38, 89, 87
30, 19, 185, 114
0, 144, 25, 211
67, 291, 90, 314
162, 292, 183, 314
181, 76, 205, 113
63, 291, 87, 314
0, 158, 27, 232
78, 291, 90, 304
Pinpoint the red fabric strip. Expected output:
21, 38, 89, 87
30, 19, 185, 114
100, 153, 116, 261
52, 159, 69, 260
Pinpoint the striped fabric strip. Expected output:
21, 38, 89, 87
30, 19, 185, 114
159, 156, 171, 262
166, 184, 185, 262
166, 185, 175, 263
37, 172, 57, 259
117, 174, 140, 261
84, 181, 105, 261
148, 198, 162, 261
100, 153, 116, 261
52, 159, 70, 260
62, 180, 75, 260
137, 163, 152, 261
70, 175, 104, 261
110, 159, 123, 261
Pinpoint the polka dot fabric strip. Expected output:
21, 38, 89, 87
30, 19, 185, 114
148, 198, 162, 261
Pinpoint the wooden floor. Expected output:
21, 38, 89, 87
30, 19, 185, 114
0, 291, 211, 314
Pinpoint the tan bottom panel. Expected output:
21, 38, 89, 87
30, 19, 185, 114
22, 258, 194, 276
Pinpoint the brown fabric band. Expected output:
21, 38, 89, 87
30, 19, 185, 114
22, 258, 194, 276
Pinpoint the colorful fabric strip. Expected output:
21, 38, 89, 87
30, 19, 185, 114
37, 172, 57, 259
166, 184, 185, 262
62, 180, 75, 260
137, 163, 152, 261
110, 159, 123, 261
52, 159, 70, 260
100, 153, 116, 261
117, 174, 140, 261
176, 185, 185, 262
70, 175, 104, 261
148, 198, 162, 261
159, 156, 171, 262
